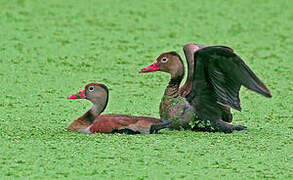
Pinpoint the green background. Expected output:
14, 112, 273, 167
0, 0, 292, 179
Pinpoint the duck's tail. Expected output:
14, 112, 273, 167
150, 119, 172, 134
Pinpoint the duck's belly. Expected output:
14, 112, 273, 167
159, 96, 195, 130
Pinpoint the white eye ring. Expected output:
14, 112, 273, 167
88, 86, 94, 92
161, 57, 168, 63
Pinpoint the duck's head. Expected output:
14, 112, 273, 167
68, 83, 109, 105
139, 51, 184, 79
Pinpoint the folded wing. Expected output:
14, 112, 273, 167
90, 114, 167, 134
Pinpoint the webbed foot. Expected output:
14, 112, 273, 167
192, 119, 247, 133
215, 120, 247, 133
233, 125, 247, 131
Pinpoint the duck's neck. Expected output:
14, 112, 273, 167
81, 102, 107, 123
69, 98, 108, 131
164, 75, 183, 97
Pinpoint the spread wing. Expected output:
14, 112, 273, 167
180, 44, 235, 122
186, 46, 271, 121
179, 44, 234, 98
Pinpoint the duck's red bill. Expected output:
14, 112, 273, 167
139, 62, 159, 73
68, 89, 86, 99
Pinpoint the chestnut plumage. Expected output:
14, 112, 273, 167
68, 83, 170, 134
140, 44, 271, 133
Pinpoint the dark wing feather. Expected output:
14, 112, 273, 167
186, 46, 271, 121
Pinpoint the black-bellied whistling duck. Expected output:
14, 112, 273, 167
139, 44, 272, 133
68, 83, 170, 134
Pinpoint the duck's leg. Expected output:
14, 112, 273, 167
150, 119, 172, 134
221, 107, 233, 123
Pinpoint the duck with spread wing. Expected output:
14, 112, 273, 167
139, 44, 271, 133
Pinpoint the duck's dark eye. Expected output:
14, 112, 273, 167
88, 86, 94, 92
161, 57, 168, 63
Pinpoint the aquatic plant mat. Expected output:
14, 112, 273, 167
0, 0, 291, 179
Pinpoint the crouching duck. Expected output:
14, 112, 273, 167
68, 83, 170, 134
139, 44, 272, 133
